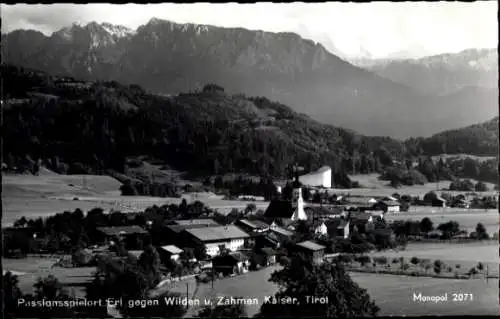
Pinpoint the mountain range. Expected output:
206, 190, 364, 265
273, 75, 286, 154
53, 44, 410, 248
352, 48, 498, 96
2, 19, 498, 138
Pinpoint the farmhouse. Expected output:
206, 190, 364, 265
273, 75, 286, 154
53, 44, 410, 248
235, 219, 270, 234
312, 220, 328, 236
304, 206, 344, 220
181, 225, 250, 257
325, 219, 350, 239
166, 219, 221, 244
431, 196, 447, 208
158, 245, 184, 261
451, 199, 470, 209
212, 252, 251, 276
96, 226, 149, 248
172, 219, 219, 227
295, 240, 326, 265
374, 200, 400, 213
269, 223, 294, 242
343, 198, 375, 211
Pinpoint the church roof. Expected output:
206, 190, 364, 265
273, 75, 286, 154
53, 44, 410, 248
264, 200, 296, 219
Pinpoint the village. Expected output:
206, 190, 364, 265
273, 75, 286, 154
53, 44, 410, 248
3, 164, 498, 318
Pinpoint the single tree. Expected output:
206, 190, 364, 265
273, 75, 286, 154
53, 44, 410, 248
419, 217, 433, 234
257, 257, 380, 318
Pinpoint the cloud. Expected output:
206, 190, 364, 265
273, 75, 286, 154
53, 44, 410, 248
1, 2, 497, 59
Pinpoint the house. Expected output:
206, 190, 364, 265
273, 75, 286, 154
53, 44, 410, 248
166, 219, 221, 244
343, 198, 375, 211
304, 206, 344, 220
349, 213, 379, 233
451, 199, 470, 209
212, 252, 250, 276
159, 245, 184, 261
432, 196, 447, 208
255, 231, 281, 250
128, 250, 144, 260
235, 219, 270, 234
374, 200, 400, 213
325, 219, 350, 239
380, 195, 398, 202
172, 219, 219, 227
96, 226, 149, 247
295, 241, 326, 265
258, 247, 277, 266
269, 223, 294, 242
312, 220, 328, 236
181, 225, 250, 257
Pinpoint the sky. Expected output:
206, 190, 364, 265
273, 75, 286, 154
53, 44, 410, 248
1, 2, 497, 59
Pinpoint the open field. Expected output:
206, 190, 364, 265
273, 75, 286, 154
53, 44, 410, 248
2, 173, 122, 197
166, 264, 499, 317
2, 257, 95, 298
369, 242, 499, 264
347, 173, 498, 197
3, 173, 497, 232
385, 208, 499, 234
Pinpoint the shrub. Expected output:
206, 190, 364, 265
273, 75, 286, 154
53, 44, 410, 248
434, 260, 443, 268
392, 258, 399, 264
468, 267, 478, 276
401, 263, 410, 271
446, 266, 452, 273
455, 264, 461, 269
373, 256, 388, 265
476, 262, 484, 271
434, 266, 442, 274
356, 255, 371, 266
410, 257, 420, 265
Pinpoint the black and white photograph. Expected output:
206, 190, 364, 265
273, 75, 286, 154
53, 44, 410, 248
1, 2, 499, 318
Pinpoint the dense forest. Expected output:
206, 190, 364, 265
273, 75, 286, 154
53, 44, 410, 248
3, 65, 498, 187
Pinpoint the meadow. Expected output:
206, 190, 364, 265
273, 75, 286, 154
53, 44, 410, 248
166, 264, 499, 317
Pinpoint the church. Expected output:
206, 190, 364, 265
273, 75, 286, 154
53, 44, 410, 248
264, 167, 308, 226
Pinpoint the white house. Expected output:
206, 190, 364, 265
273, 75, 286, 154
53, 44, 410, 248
183, 226, 250, 257
314, 222, 328, 236
160, 245, 183, 261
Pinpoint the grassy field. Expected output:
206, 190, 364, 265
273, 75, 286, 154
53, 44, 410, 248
385, 208, 499, 234
2, 257, 95, 298
347, 173, 497, 197
166, 264, 499, 317
369, 242, 499, 264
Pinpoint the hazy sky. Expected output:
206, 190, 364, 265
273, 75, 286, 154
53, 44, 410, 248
2, 2, 497, 59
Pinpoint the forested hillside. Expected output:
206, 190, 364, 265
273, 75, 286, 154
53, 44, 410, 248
3, 65, 497, 187
2, 65, 405, 180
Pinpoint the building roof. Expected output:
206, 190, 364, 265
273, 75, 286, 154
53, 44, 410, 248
271, 226, 294, 237
379, 200, 400, 206
297, 240, 326, 251
305, 206, 343, 217
344, 198, 375, 207
166, 223, 216, 234
97, 226, 148, 237
264, 200, 296, 219
325, 219, 350, 229
260, 247, 277, 256
128, 250, 144, 258
173, 219, 219, 226
160, 245, 183, 255
184, 225, 250, 242
237, 219, 269, 230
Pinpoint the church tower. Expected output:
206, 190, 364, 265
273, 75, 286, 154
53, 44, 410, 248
291, 165, 308, 221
